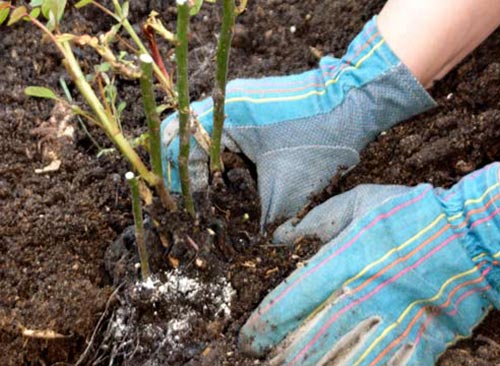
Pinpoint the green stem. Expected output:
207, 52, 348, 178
210, 0, 236, 174
176, 2, 195, 217
139, 54, 162, 177
126, 172, 151, 280
61, 41, 159, 187
139, 54, 177, 211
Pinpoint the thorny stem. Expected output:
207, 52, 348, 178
139, 54, 177, 211
176, 2, 196, 217
210, 0, 236, 174
126, 172, 151, 280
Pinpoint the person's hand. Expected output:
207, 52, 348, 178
161, 16, 435, 225
239, 163, 500, 366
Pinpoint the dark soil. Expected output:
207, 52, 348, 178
1, 0, 500, 365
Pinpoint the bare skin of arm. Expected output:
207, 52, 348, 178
378, 0, 500, 87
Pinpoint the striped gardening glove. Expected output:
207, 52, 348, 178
239, 163, 500, 366
161, 16, 436, 225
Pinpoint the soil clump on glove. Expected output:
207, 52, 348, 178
1, 0, 500, 365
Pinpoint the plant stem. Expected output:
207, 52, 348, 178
139, 54, 177, 211
60, 41, 160, 187
126, 172, 151, 281
176, 2, 195, 217
210, 0, 236, 174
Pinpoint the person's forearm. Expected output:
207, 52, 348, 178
378, 0, 500, 87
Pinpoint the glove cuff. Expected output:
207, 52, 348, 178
440, 163, 500, 306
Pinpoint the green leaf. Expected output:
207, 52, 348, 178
7, 6, 26, 25
41, 0, 52, 19
25, 86, 58, 99
45, 9, 55, 31
41, 0, 66, 21
57, 0, 67, 20
29, 7, 40, 18
29, 0, 43, 6
189, 0, 203, 15
94, 62, 111, 73
74, 0, 92, 8
0, 3, 10, 26
117, 101, 126, 115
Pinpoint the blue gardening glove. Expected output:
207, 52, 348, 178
161, 16, 436, 225
239, 162, 500, 366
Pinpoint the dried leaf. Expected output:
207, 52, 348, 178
138, 180, 153, 206
20, 326, 67, 339
168, 255, 179, 269
34, 159, 61, 174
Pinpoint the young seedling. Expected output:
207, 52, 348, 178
126, 171, 151, 281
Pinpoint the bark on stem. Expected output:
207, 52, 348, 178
176, 2, 196, 217
126, 172, 151, 280
139, 54, 177, 211
210, 0, 236, 173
